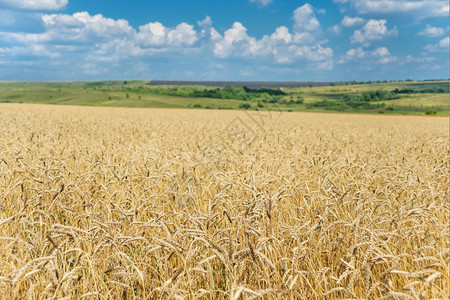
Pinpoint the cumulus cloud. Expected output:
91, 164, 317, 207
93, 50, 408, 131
137, 21, 198, 48
293, 3, 321, 32
212, 3, 331, 66
43, 14, 83, 28
0, 43, 60, 58
0, 0, 68, 11
341, 16, 364, 27
197, 16, 212, 28
339, 46, 440, 72
212, 19, 333, 69
405, 55, 435, 63
197, 16, 221, 42
167, 23, 198, 46
424, 36, 449, 52
372, 46, 389, 57
249, 0, 273, 7
1, 10, 202, 65
350, 19, 398, 45
0, 3, 338, 79
327, 25, 341, 35
418, 25, 445, 37
136, 22, 168, 46
336, 0, 448, 19
40, 12, 134, 44
213, 22, 250, 58
338, 47, 366, 63
339, 46, 397, 65
41, 12, 199, 49
271, 26, 292, 43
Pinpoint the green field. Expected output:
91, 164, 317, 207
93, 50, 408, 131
0, 80, 448, 115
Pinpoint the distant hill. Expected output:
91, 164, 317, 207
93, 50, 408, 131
146, 80, 344, 89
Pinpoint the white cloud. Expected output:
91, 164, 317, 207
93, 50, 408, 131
372, 46, 389, 57
340, 0, 449, 19
209, 28, 222, 41
271, 26, 292, 43
197, 16, 222, 42
3, 11, 200, 63
197, 16, 212, 28
41, 12, 134, 44
212, 21, 333, 69
291, 32, 315, 44
339, 46, 398, 65
136, 21, 198, 47
424, 36, 449, 52
338, 47, 366, 63
43, 14, 83, 28
293, 45, 333, 62
327, 25, 341, 35
439, 36, 449, 47
418, 25, 445, 37
0, 5, 338, 79
378, 56, 396, 64
136, 22, 167, 46
167, 23, 198, 46
73, 12, 133, 38
249, 0, 273, 7
1, 12, 134, 45
0, 43, 60, 58
341, 16, 364, 27
1, 3, 334, 74
0, 0, 68, 10
405, 55, 435, 63
213, 22, 250, 58
293, 3, 321, 32
351, 19, 398, 45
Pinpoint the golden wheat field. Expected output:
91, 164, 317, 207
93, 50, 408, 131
0, 103, 448, 299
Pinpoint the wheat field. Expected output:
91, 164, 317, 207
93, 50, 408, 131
0, 104, 448, 299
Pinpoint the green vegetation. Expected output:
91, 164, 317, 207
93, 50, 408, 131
307, 89, 400, 111
356, 90, 400, 101
0, 80, 448, 115
128, 85, 286, 101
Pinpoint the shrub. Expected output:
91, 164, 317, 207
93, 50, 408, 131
239, 103, 251, 109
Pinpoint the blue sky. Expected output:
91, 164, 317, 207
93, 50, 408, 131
0, 0, 448, 81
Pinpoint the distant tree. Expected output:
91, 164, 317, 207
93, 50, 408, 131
239, 103, 251, 109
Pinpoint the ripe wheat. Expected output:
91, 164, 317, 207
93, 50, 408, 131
0, 104, 448, 299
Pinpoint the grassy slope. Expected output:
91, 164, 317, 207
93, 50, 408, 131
0, 80, 448, 115
285, 81, 449, 115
